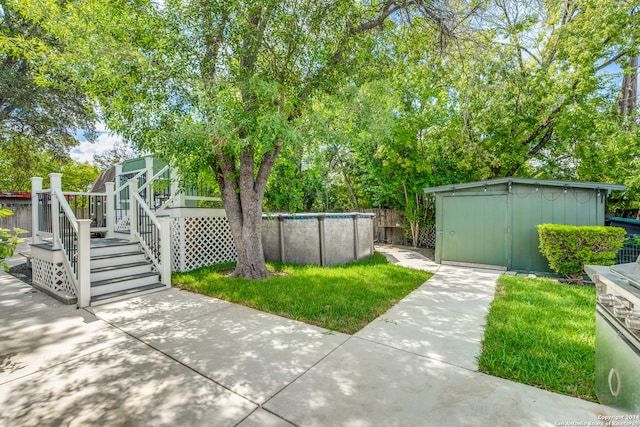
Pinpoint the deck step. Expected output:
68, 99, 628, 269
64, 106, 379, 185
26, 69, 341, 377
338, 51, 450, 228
88, 237, 161, 304
31, 236, 165, 306
90, 261, 154, 282
91, 251, 147, 268
90, 283, 167, 306
91, 261, 151, 273
91, 272, 159, 296
90, 242, 141, 257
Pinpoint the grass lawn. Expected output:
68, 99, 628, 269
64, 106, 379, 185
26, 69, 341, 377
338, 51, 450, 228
172, 252, 432, 334
478, 275, 597, 402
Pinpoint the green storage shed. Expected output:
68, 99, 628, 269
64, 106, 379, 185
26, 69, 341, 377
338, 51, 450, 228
423, 178, 625, 273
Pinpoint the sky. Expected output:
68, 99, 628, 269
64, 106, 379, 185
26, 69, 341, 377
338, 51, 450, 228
70, 122, 124, 164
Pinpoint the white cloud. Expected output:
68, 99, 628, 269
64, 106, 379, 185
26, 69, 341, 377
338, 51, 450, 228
94, 121, 109, 133
70, 130, 123, 164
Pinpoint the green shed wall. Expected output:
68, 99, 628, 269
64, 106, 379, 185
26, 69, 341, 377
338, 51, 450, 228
434, 182, 606, 272
510, 184, 603, 272
121, 157, 203, 207
122, 158, 147, 173
122, 157, 167, 174
435, 192, 508, 268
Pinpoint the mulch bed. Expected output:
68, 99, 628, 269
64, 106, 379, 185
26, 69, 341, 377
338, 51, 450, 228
8, 263, 32, 285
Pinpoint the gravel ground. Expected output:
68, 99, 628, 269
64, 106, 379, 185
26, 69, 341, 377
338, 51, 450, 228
8, 262, 32, 285
5, 237, 33, 285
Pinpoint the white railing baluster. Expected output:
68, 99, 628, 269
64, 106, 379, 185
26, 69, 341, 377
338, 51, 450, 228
77, 219, 91, 307
31, 177, 43, 244
105, 182, 115, 238
159, 216, 172, 286
50, 173, 62, 249
145, 156, 154, 207
129, 178, 139, 243
123, 170, 171, 287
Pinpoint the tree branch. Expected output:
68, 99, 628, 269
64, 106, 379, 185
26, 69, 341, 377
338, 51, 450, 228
200, 2, 229, 86
298, 0, 454, 106
545, 0, 579, 65
597, 51, 627, 72
211, 147, 242, 225
506, 123, 555, 177
519, 104, 562, 150
255, 141, 283, 196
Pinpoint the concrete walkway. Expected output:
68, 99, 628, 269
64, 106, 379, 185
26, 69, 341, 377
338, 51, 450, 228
0, 244, 629, 426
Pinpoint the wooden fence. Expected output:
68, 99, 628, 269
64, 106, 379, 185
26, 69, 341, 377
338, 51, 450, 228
362, 208, 435, 248
0, 197, 32, 236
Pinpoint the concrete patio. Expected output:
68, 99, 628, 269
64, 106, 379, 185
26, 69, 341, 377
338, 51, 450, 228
0, 243, 630, 426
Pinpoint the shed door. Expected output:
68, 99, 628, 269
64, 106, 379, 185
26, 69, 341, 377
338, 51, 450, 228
441, 195, 508, 267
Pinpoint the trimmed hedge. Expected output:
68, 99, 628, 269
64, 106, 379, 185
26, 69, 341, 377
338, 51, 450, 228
537, 224, 625, 282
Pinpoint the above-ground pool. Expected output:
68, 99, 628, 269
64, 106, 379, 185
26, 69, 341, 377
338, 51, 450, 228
261, 213, 375, 266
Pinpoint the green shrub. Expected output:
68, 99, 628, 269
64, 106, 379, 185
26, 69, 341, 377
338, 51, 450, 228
537, 224, 625, 282
0, 205, 26, 272
626, 234, 640, 246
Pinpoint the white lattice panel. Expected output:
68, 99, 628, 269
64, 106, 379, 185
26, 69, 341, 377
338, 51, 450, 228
115, 215, 130, 232
171, 216, 237, 272
32, 258, 76, 296
424, 225, 436, 249
419, 226, 436, 249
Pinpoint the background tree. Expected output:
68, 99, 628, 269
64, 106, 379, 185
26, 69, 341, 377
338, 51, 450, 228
92, 141, 138, 171
10, 0, 639, 254
30, 0, 466, 277
618, 55, 638, 120
0, 0, 97, 191
446, 0, 639, 180
0, 147, 99, 192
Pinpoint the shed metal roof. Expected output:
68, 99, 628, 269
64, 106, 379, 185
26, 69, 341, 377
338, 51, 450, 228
423, 178, 625, 194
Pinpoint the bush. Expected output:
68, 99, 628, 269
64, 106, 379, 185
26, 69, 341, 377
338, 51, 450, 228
0, 205, 26, 272
537, 224, 625, 283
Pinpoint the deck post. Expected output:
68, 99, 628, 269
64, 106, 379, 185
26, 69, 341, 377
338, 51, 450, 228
278, 214, 286, 263
129, 178, 138, 242
115, 163, 123, 211
352, 213, 360, 261
145, 156, 154, 207
158, 216, 172, 287
31, 177, 43, 244
105, 182, 115, 238
77, 219, 91, 308
49, 173, 62, 249
170, 169, 185, 208
318, 214, 326, 266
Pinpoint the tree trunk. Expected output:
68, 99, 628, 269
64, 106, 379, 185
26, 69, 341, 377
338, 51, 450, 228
212, 143, 281, 279
618, 55, 638, 118
403, 184, 421, 248
228, 198, 268, 279
340, 165, 360, 211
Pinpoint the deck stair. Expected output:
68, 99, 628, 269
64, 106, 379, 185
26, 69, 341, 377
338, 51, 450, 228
88, 238, 166, 306
31, 162, 178, 307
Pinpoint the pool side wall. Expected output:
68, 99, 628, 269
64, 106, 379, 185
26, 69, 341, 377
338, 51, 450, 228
261, 213, 375, 266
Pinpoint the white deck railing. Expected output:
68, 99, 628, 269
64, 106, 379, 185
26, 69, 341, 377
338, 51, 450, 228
32, 174, 92, 306
31, 158, 228, 306
31, 167, 173, 307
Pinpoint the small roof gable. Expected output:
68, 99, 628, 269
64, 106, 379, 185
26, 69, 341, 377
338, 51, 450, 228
423, 178, 625, 194
91, 165, 117, 193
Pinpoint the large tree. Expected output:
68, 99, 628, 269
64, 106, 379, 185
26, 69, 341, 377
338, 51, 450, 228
0, 0, 96, 191
25, 0, 466, 278
446, 0, 639, 179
